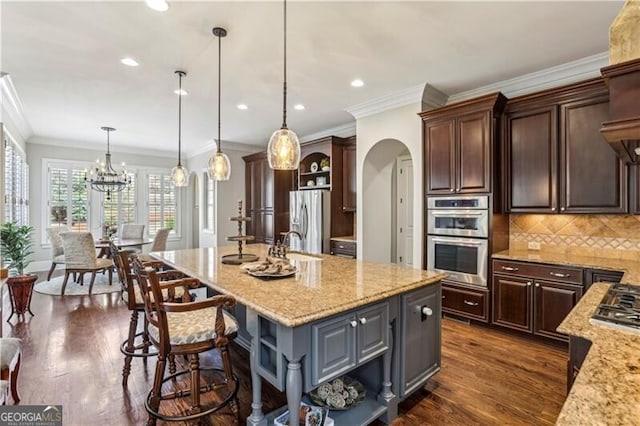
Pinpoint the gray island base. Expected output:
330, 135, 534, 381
150, 245, 444, 426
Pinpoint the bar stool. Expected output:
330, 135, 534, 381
132, 257, 240, 425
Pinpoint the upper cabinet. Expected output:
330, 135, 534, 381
420, 93, 507, 195
504, 78, 628, 214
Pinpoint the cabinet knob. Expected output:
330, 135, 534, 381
456, 188, 460, 192
450, 189, 455, 193
350, 320, 358, 328
560, 207, 566, 212
359, 317, 367, 325
527, 282, 532, 286
535, 283, 540, 287
422, 307, 433, 316
551, 207, 556, 211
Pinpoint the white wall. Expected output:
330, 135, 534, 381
356, 102, 424, 267
26, 140, 179, 266
186, 145, 255, 248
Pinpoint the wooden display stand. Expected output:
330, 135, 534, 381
6, 275, 37, 322
221, 200, 259, 265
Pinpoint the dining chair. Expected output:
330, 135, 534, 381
132, 257, 240, 425
120, 224, 146, 253
45, 226, 69, 281
112, 247, 188, 386
59, 232, 113, 295
138, 228, 171, 263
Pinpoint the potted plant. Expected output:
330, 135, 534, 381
0, 222, 37, 320
320, 157, 330, 171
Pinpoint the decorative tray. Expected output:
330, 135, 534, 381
309, 377, 366, 411
241, 259, 296, 279
247, 269, 296, 279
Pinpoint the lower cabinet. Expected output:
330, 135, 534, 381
399, 284, 441, 398
311, 301, 389, 386
442, 281, 489, 322
330, 239, 356, 258
567, 335, 592, 393
584, 268, 624, 290
492, 259, 585, 342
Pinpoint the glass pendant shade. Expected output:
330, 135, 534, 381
267, 127, 301, 170
171, 164, 189, 187
208, 150, 231, 181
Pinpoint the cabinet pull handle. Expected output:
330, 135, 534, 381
550, 272, 569, 278
527, 282, 532, 286
463, 300, 479, 306
421, 307, 433, 316
501, 266, 519, 271
350, 320, 358, 328
535, 283, 540, 287
359, 317, 367, 325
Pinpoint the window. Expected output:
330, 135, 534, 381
46, 163, 89, 231
4, 133, 29, 226
102, 172, 136, 232
147, 173, 176, 236
205, 173, 215, 232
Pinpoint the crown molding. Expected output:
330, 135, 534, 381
0, 74, 34, 142
28, 136, 176, 158
300, 122, 357, 142
186, 139, 264, 159
346, 83, 426, 120
447, 51, 609, 104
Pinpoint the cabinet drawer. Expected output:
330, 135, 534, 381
330, 240, 356, 258
442, 281, 489, 322
493, 259, 583, 285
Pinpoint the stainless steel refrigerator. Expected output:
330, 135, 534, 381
289, 190, 331, 254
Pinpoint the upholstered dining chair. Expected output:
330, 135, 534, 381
112, 246, 188, 386
132, 257, 240, 425
120, 224, 146, 253
59, 232, 113, 295
45, 226, 69, 281
138, 228, 171, 264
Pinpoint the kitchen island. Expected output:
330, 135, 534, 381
152, 245, 445, 425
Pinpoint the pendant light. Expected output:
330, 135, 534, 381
171, 70, 189, 187
267, 0, 300, 170
207, 27, 231, 181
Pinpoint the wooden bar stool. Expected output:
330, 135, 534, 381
132, 257, 240, 425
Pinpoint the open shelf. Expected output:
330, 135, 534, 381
300, 184, 331, 190
300, 170, 330, 177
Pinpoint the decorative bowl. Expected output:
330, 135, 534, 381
309, 376, 366, 411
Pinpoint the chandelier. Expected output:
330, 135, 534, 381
86, 126, 131, 200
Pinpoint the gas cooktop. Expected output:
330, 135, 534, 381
590, 283, 640, 333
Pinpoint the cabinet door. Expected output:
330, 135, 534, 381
425, 119, 456, 194
400, 284, 441, 398
533, 280, 582, 341
261, 161, 274, 210
311, 313, 357, 385
457, 112, 490, 193
356, 302, 389, 364
505, 106, 558, 212
342, 144, 356, 211
492, 274, 532, 332
560, 97, 627, 213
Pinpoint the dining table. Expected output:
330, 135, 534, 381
95, 238, 154, 258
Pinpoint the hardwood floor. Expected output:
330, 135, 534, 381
2, 272, 568, 425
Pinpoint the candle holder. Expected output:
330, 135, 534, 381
221, 200, 259, 265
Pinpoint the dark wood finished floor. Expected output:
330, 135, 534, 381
2, 271, 568, 425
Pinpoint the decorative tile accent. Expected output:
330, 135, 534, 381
510, 214, 640, 254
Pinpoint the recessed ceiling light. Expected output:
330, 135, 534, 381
120, 57, 139, 67
145, 0, 169, 12
174, 89, 188, 96
294, 104, 305, 111
351, 79, 365, 88
237, 104, 248, 110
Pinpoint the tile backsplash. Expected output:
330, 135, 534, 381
510, 214, 640, 259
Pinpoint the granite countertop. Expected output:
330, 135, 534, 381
330, 236, 356, 243
152, 245, 445, 328
493, 249, 640, 425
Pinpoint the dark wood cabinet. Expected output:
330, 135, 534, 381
243, 151, 295, 244
420, 93, 506, 195
567, 336, 592, 393
492, 274, 532, 332
330, 239, 356, 258
504, 78, 628, 213
584, 268, 624, 290
441, 280, 489, 323
492, 259, 585, 342
342, 141, 356, 212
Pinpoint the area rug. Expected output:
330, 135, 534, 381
34, 273, 121, 296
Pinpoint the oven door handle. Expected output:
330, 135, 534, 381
430, 237, 485, 247
430, 211, 484, 217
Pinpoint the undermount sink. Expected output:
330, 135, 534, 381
286, 252, 323, 262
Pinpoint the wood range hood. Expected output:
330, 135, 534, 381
600, 58, 640, 164
600, 0, 640, 164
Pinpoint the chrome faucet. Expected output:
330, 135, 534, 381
282, 230, 302, 249
268, 231, 302, 258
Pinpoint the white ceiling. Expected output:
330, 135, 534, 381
1, 1, 623, 156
